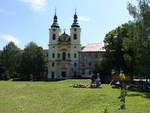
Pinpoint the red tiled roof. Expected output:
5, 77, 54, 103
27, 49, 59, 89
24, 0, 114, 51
82, 43, 105, 52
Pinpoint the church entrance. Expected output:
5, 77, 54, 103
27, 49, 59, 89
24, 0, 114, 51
61, 71, 66, 77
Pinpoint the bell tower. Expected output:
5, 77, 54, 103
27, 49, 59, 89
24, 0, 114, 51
49, 11, 61, 44
48, 11, 61, 79
70, 10, 81, 44
69, 10, 81, 77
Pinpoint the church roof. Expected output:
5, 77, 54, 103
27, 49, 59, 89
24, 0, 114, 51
82, 43, 105, 52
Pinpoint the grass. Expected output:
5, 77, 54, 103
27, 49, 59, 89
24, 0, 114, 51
0, 79, 150, 113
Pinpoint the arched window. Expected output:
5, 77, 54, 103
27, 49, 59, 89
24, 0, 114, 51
52, 53, 55, 58
52, 34, 56, 40
73, 34, 77, 40
74, 28, 77, 31
62, 52, 66, 60
68, 53, 70, 58
52, 62, 55, 67
74, 53, 77, 58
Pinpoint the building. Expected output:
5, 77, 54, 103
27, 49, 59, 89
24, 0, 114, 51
79, 43, 106, 77
48, 11, 81, 79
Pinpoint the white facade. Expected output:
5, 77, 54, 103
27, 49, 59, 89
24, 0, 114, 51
48, 12, 81, 79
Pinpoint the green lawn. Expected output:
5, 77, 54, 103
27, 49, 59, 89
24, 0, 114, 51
0, 80, 150, 113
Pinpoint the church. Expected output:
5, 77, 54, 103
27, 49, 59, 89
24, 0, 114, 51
48, 11, 81, 79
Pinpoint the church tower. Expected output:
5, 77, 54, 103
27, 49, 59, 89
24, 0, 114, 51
70, 11, 81, 77
49, 12, 61, 44
70, 11, 81, 44
48, 12, 61, 79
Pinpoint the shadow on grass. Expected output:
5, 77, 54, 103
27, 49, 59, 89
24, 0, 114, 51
127, 91, 150, 99
143, 93, 150, 98
127, 93, 143, 97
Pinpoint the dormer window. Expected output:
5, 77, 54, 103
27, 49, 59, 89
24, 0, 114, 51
73, 34, 77, 40
52, 34, 56, 40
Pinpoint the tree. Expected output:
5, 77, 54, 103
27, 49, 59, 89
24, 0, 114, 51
1, 42, 21, 79
127, 0, 150, 78
19, 42, 47, 80
104, 23, 135, 76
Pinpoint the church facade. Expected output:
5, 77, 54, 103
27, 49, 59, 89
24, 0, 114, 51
48, 12, 81, 79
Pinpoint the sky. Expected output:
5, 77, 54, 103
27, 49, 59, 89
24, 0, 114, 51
0, 0, 135, 50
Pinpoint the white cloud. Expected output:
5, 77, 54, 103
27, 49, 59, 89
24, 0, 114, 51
78, 16, 91, 22
19, 0, 47, 11
0, 34, 20, 45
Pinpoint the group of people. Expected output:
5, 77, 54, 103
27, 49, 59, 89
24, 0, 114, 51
91, 74, 101, 88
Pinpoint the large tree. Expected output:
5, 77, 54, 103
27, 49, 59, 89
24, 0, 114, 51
127, 0, 150, 77
1, 42, 21, 79
104, 23, 135, 75
19, 42, 47, 80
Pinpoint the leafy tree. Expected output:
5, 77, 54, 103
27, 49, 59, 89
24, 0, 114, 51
104, 23, 135, 76
1, 42, 21, 79
19, 42, 47, 80
127, 0, 150, 77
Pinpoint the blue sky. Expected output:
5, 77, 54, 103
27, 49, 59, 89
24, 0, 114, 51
0, 0, 135, 50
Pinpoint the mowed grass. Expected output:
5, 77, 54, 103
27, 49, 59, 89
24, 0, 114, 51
0, 80, 150, 113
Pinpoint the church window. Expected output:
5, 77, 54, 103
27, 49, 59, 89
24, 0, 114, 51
52, 34, 56, 40
62, 52, 66, 60
73, 34, 77, 40
74, 28, 77, 31
74, 53, 77, 58
68, 53, 70, 58
52, 53, 55, 58
52, 62, 55, 67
